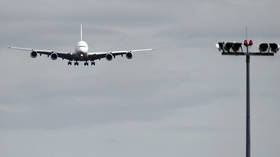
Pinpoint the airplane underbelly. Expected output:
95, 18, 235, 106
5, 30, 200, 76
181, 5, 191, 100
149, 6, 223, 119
74, 52, 89, 61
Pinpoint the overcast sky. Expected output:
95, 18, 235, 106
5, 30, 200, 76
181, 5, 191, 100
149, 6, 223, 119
0, 0, 280, 157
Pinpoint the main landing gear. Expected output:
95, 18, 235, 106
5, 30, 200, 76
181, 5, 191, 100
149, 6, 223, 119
67, 61, 78, 66
84, 62, 95, 66
67, 61, 95, 66
74, 62, 79, 66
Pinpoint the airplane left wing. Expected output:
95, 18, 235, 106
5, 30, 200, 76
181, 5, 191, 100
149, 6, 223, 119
8, 46, 72, 60
8, 46, 53, 53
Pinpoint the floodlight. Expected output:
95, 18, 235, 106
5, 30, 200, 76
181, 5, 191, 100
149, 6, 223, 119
259, 43, 269, 52
216, 42, 224, 52
269, 43, 279, 53
224, 42, 233, 52
232, 43, 242, 52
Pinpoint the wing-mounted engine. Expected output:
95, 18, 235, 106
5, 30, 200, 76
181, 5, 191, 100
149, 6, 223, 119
50, 53, 58, 60
105, 53, 114, 61
30, 51, 38, 58
126, 52, 133, 59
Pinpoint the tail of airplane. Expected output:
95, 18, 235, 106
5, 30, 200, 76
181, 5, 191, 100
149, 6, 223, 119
80, 24, 83, 41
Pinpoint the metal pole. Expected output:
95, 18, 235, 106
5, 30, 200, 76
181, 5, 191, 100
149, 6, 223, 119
246, 47, 251, 157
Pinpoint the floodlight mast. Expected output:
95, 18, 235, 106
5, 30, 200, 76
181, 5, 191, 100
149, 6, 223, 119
216, 40, 278, 157
245, 43, 250, 157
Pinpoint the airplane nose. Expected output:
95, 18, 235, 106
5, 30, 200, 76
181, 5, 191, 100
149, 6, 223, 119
79, 47, 86, 52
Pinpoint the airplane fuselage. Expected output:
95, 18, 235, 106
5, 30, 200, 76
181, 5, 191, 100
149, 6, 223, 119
75, 41, 88, 53
73, 40, 89, 60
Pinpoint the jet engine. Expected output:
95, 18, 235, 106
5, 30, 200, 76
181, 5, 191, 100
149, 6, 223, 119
30, 51, 38, 58
106, 54, 113, 61
50, 53, 58, 60
126, 52, 133, 59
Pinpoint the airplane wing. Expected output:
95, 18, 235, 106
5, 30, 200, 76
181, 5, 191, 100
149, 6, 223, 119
9, 46, 153, 63
87, 49, 153, 60
8, 46, 73, 60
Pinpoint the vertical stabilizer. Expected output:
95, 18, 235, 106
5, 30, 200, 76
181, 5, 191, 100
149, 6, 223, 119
80, 24, 83, 41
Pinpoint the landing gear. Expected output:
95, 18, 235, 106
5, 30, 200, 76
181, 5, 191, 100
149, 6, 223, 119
67, 61, 95, 67
84, 62, 89, 66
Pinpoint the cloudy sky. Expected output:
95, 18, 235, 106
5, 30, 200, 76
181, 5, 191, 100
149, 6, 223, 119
0, 0, 280, 157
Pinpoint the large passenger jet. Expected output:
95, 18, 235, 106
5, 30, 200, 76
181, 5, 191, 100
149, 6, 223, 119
9, 25, 152, 66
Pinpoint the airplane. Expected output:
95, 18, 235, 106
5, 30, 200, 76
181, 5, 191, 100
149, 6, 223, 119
8, 24, 152, 66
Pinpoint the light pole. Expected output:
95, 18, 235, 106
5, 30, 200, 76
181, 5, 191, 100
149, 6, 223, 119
216, 40, 279, 157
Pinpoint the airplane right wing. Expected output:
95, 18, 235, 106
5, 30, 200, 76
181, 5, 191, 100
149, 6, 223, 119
87, 49, 153, 60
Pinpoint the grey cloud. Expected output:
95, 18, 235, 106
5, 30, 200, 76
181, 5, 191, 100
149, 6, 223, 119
1, 0, 280, 157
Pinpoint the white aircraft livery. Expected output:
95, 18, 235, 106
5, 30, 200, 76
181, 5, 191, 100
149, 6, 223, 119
9, 24, 152, 66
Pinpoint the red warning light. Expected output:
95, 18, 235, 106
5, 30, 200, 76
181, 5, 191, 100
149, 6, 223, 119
244, 40, 248, 46
249, 40, 253, 46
